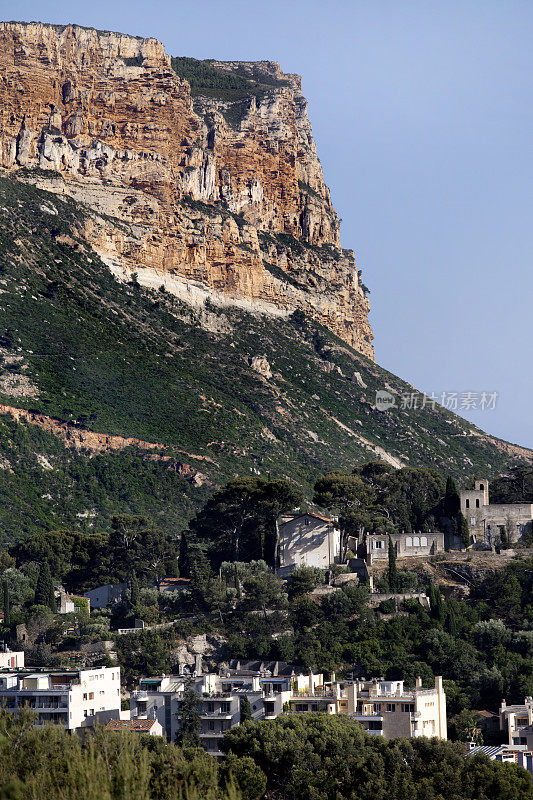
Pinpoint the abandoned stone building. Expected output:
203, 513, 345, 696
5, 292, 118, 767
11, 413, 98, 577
365, 532, 445, 565
459, 479, 533, 545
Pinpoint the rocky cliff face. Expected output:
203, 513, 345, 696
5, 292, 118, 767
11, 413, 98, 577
0, 21, 373, 357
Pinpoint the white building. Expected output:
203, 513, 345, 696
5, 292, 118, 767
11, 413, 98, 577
130, 668, 447, 752
351, 676, 447, 739
0, 647, 24, 669
466, 744, 533, 777
130, 672, 264, 755
500, 696, 533, 748
0, 666, 121, 730
276, 513, 341, 576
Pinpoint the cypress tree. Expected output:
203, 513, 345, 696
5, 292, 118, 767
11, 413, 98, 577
458, 512, 470, 548
178, 532, 191, 577
130, 572, 140, 607
2, 580, 10, 627
36, 562, 56, 612
240, 694, 253, 724
176, 683, 201, 747
388, 535, 397, 590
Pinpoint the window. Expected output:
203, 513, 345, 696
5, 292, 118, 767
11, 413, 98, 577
89, 692, 94, 700
479, 483, 484, 490
387, 704, 395, 712
466, 499, 470, 509
476, 499, 480, 508
83, 693, 87, 701
374, 540, 385, 550
421, 536, 427, 547
305, 518, 309, 526
402, 703, 415, 712
413, 536, 420, 547
208, 721, 215, 731
470, 517, 476, 525
406, 536, 412, 547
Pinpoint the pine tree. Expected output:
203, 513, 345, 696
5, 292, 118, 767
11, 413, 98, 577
240, 694, 253, 724
35, 562, 56, 612
176, 683, 201, 747
388, 535, 397, 590
2, 580, 11, 627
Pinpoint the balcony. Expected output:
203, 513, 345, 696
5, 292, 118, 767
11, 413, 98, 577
200, 711, 233, 719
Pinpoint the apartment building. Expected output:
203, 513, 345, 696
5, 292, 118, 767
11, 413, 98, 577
131, 668, 447, 752
0, 666, 121, 730
500, 696, 533, 748
351, 676, 447, 739
130, 672, 263, 755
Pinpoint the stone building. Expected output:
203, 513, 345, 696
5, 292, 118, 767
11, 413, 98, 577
276, 513, 341, 576
366, 532, 445, 565
459, 480, 533, 545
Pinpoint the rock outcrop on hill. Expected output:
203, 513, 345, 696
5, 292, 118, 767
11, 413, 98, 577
0, 21, 373, 357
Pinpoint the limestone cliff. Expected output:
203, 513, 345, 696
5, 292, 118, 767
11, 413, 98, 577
0, 21, 374, 357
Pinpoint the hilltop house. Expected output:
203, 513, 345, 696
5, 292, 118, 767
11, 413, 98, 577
276, 513, 341, 576
83, 583, 127, 609
460, 480, 533, 545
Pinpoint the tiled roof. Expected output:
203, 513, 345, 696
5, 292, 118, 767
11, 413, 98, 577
106, 719, 157, 732
477, 709, 498, 718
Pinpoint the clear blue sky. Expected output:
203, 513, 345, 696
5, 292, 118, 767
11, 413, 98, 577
6, 0, 533, 449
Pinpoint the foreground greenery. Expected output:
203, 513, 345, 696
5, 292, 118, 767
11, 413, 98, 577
0, 710, 238, 800
0, 711, 531, 800
223, 714, 533, 800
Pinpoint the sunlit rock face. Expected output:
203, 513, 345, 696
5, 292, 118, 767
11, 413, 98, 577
0, 22, 373, 358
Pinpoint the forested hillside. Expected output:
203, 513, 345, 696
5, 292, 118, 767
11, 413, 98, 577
0, 175, 529, 543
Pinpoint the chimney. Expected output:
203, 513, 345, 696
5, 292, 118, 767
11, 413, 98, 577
415, 676, 422, 690
435, 676, 443, 692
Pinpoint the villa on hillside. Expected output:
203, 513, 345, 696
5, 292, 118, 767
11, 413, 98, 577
460, 480, 533, 545
276, 512, 341, 576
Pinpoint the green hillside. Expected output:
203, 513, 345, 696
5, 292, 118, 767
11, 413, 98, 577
0, 174, 528, 543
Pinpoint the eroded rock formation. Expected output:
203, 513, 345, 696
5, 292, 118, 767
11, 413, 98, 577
0, 21, 374, 357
